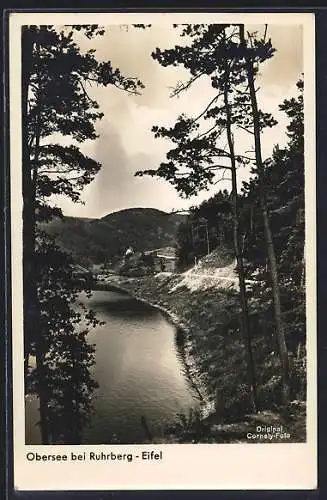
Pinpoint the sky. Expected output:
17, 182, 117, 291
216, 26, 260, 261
51, 23, 303, 219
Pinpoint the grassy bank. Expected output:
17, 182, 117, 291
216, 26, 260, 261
96, 252, 306, 443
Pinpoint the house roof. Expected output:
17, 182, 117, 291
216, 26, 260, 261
72, 264, 92, 274
144, 246, 176, 257
156, 254, 176, 260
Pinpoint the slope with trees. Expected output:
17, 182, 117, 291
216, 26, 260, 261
136, 23, 305, 418
40, 208, 186, 267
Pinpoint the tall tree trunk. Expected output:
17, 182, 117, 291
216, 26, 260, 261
22, 27, 34, 378
239, 25, 290, 405
223, 72, 259, 413
31, 119, 51, 445
22, 28, 50, 443
301, 241, 305, 288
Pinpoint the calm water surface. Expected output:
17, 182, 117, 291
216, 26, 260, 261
25, 289, 199, 444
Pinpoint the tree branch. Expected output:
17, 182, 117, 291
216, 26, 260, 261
207, 164, 232, 171
39, 167, 80, 174
213, 167, 232, 185
237, 124, 254, 135
112, 81, 142, 95
170, 71, 205, 98
263, 24, 268, 43
197, 122, 220, 139
214, 176, 232, 185
236, 154, 255, 161
80, 80, 94, 103
192, 92, 223, 123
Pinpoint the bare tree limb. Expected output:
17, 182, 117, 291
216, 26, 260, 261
170, 71, 205, 98
192, 93, 222, 123
214, 176, 232, 185
263, 24, 268, 43
80, 80, 94, 103
237, 124, 254, 135
197, 122, 220, 139
39, 167, 80, 174
213, 166, 232, 185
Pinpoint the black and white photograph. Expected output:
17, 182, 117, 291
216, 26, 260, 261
9, 11, 316, 491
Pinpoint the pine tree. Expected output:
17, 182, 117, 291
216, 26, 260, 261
137, 24, 266, 412
22, 25, 143, 443
239, 25, 290, 405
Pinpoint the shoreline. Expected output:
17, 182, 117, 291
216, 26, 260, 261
94, 279, 214, 417
93, 274, 306, 443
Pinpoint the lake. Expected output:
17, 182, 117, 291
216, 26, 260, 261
25, 289, 199, 444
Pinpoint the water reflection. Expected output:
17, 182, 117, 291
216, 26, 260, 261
25, 290, 199, 444
86, 293, 159, 319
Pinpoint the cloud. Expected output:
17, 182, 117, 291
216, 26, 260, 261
78, 24, 190, 108
262, 25, 303, 92
78, 123, 191, 218
60, 23, 304, 218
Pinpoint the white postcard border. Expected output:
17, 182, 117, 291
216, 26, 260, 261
9, 11, 317, 491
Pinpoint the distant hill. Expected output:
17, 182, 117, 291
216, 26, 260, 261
41, 208, 186, 266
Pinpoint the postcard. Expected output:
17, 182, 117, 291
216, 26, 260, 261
8, 10, 317, 490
